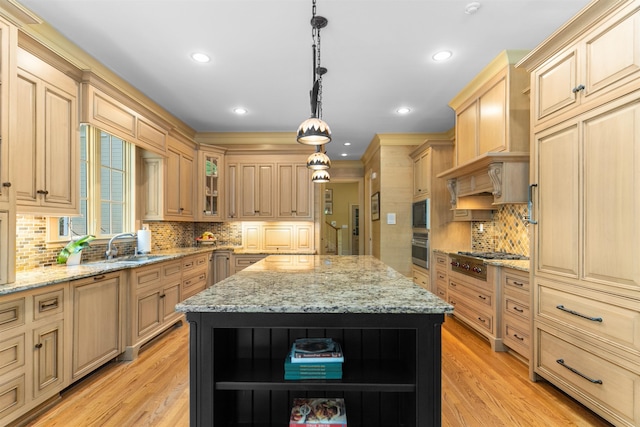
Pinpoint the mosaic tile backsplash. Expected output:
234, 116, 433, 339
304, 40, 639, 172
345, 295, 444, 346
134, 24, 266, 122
471, 204, 530, 256
15, 215, 242, 271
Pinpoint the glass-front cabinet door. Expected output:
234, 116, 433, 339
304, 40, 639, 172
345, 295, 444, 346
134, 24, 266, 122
197, 147, 225, 221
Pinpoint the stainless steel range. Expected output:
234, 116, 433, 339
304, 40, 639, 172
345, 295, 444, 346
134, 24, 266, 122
449, 252, 528, 281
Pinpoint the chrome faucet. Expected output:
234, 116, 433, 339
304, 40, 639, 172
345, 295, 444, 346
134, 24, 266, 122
105, 232, 136, 259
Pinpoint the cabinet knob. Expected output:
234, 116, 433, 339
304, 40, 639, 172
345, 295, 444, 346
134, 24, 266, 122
1, 182, 10, 187
160, 294, 166, 298
35, 343, 43, 349
36, 189, 49, 195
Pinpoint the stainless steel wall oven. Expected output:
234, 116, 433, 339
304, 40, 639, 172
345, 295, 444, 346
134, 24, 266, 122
411, 232, 429, 269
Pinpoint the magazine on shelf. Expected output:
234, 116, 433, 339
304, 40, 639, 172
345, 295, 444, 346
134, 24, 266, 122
290, 338, 344, 364
284, 372, 343, 380
285, 355, 343, 371
289, 398, 347, 426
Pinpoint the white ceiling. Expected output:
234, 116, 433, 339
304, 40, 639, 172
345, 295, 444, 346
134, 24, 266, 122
19, 0, 591, 159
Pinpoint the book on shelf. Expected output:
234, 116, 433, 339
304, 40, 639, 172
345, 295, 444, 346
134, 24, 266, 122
290, 338, 344, 364
284, 372, 343, 380
289, 398, 347, 427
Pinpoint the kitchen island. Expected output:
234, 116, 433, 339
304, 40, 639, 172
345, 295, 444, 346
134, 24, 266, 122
176, 255, 453, 427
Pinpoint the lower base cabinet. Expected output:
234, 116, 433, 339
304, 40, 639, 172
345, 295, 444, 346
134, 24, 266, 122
71, 272, 123, 381
186, 311, 445, 426
212, 250, 231, 284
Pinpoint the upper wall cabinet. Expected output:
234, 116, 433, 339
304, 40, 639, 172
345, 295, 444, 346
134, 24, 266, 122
449, 50, 531, 166
532, 3, 640, 126
196, 146, 225, 221
14, 48, 79, 215
81, 76, 169, 155
140, 134, 196, 222
225, 152, 313, 221
0, 17, 16, 286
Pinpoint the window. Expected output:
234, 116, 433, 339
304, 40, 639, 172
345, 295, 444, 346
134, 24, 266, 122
52, 125, 134, 240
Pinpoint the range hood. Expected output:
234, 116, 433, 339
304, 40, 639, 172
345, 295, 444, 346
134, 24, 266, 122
437, 152, 530, 210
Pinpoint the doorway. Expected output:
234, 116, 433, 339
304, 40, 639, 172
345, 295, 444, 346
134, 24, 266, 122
319, 180, 363, 255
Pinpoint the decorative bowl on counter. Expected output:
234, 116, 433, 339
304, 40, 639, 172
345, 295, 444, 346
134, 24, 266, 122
196, 238, 216, 246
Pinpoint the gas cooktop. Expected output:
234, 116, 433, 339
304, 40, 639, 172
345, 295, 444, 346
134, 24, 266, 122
456, 251, 529, 260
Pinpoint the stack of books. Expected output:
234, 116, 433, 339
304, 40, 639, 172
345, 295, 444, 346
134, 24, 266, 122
285, 338, 344, 380
289, 397, 347, 426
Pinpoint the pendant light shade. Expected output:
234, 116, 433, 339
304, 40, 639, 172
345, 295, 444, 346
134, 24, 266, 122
307, 149, 331, 170
311, 169, 330, 183
297, 117, 332, 145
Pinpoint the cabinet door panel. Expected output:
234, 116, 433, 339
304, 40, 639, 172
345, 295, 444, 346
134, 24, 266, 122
456, 101, 477, 165
14, 73, 38, 205
33, 320, 64, 398
478, 78, 506, 155
582, 100, 640, 289
165, 147, 181, 216
535, 49, 578, 122
179, 152, 194, 217
72, 275, 120, 380
535, 123, 579, 278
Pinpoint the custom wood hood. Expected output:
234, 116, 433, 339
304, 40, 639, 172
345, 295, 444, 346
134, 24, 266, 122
441, 50, 531, 211
437, 152, 530, 210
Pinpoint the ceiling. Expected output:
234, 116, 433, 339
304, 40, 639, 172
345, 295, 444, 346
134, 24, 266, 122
19, 0, 591, 160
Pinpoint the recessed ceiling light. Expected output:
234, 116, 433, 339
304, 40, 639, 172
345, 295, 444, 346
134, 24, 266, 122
344, 142, 351, 146
191, 52, 211, 63
233, 107, 248, 115
341, 153, 348, 157
465, 2, 481, 15
432, 51, 453, 62
396, 107, 411, 114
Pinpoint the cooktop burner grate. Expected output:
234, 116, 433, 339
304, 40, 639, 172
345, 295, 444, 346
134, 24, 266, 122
457, 251, 529, 260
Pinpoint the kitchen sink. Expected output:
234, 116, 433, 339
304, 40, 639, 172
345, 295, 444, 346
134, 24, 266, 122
110, 254, 168, 264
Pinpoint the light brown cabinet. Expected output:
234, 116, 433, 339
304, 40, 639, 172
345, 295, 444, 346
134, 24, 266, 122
532, 2, 640, 126
14, 48, 79, 215
197, 147, 225, 221
412, 149, 431, 199
70, 272, 123, 381
165, 137, 195, 220
434, 254, 449, 302
0, 283, 67, 426
277, 163, 312, 219
0, 17, 16, 286
501, 268, 530, 360
125, 258, 185, 360
519, 1, 640, 425
181, 253, 209, 300
412, 265, 430, 291
226, 153, 312, 221
449, 50, 530, 166
141, 135, 197, 221
212, 250, 231, 285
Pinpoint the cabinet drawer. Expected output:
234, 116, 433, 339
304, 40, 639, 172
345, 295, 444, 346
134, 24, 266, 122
131, 265, 162, 290
0, 298, 25, 333
505, 296, 530, 321
504, 270, 529, 292
537, 280, 640, 353
182, 271, 207, 300
435, 269, 447, 286
0, 334, 25, 377
234, 255, 266, 271
435, 254, 448, 268
0, 374, 25, 418
183, 253, 209, 273
32, 287, 65, 321
504, 320, 530, 356
537, 327, 640, 425
448, 294, 493, 333
449, 279, 493, 308
162, 260, 182, 281
436, 284, 447, 301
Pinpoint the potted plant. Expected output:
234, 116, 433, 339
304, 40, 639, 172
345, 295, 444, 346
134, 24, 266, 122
57, 235, 96, 265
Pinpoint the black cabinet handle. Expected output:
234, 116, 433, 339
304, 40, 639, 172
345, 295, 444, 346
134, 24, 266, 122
513, 306, 524, 313
1, 182, 10, 187
35, 343, 43, 349
93, 275, 106, 281
556, 359, 602, 384
36, 189, 49, 195
556, 305, 603, 322
572, 84, 586, 93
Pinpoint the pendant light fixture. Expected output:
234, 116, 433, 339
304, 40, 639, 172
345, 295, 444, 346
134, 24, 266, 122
298, 0, 332, 182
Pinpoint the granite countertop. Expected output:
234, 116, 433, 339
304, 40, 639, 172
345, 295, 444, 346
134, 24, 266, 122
176, 255, 454, 315
0, 247, 214, 296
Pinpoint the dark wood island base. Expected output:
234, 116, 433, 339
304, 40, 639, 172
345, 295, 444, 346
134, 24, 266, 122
177, 255, 453, 427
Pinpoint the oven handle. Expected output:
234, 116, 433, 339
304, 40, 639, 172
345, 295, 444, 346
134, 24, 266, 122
412, 239, 428, 248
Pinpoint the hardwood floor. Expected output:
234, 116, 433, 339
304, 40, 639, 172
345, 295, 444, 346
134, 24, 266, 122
23, 315, 612, 427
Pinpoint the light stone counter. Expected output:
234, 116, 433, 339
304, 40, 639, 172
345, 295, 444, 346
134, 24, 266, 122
176, 254, 454, 315
0, 247, 214, 295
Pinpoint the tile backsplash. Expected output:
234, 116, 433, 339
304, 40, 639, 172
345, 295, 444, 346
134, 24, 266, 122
471, 204, 530, 256
15, 215, 242, 271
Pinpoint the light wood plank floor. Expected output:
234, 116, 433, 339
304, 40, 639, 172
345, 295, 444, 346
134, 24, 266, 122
24, 316, 613, 427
